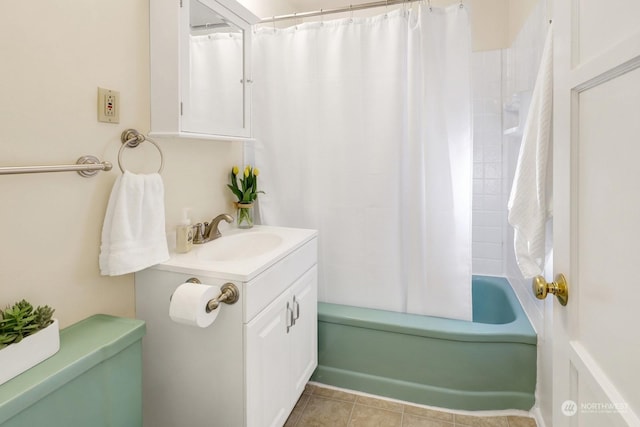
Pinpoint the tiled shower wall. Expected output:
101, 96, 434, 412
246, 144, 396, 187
471, 50, 505, 276
471, 0, 548, 282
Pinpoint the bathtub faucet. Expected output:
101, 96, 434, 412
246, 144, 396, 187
193, 213, 234, 244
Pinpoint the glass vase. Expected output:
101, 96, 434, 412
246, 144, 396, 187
235, 202, 254, 229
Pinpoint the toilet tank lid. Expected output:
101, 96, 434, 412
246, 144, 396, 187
0, 314, 145, 424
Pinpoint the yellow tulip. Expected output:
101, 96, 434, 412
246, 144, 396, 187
244, 168, 250, 178
253, 168, 260, 176
232, 165, 239, 175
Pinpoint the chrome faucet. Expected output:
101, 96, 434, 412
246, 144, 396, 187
193, 213, 234, 244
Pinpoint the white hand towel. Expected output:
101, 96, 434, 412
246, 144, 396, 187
507, 24, 553, 278
99, 171, 170, 276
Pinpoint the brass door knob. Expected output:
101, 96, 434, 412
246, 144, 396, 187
532, 274, 569, 306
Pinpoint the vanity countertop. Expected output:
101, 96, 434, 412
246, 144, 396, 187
154, 225, 317, 281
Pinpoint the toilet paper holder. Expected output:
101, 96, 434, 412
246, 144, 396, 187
186, 278, 240, 312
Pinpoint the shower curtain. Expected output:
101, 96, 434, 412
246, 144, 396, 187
252, 4, 472, 321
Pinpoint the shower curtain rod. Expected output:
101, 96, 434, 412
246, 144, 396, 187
259, 0, 458, 24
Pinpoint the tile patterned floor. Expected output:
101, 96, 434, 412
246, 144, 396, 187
285, 383, 537, 427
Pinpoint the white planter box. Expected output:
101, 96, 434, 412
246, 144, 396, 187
0, 319, 60, 386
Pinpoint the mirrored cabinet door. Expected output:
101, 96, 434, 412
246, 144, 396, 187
181, 0, 254, 138
150, 0, 258, 141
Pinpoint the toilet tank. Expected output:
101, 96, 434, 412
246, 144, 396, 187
0, 315, 145, 427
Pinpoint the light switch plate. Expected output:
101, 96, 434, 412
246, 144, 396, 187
97, 87, 120, 123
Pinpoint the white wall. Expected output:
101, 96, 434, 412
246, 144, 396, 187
0, 0, 242, 328
238, 0, 297, 18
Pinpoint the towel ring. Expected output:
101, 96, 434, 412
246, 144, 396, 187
118, 129, 164, 174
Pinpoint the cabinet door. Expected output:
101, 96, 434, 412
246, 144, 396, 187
289, 266, 318, 399
179, 0, 255, 138
245, 289, 292, 427
150, 0, 257, 140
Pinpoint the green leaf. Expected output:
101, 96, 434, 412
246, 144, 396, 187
15, 300, 33, 312
34, 305, 55, 329
0, 334, 14, 344
227, 184, 243, 201
230, 173, 240, 189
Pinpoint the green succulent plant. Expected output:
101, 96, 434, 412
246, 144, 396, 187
0, 300, 55, 350
34, 305, 55, 330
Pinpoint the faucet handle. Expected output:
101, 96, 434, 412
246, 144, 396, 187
192, 222, 206, 244
192, 215, 233, 244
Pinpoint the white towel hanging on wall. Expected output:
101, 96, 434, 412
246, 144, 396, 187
507, 24, 553, 279
99, 171, 170, 276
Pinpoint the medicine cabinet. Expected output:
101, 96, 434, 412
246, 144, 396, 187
150, 0, 259, 141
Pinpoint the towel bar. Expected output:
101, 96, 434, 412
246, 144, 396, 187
0, 155, 112, 177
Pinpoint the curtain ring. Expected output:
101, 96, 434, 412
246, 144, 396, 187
349, 4, 354, 23
459, 0, 464, 9
428, 0, 433, 12
402, 0, 410, 16
320, 9, 324, 25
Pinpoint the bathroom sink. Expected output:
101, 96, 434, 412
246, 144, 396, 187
196, 232, 284, 262
158, 225, 318, 281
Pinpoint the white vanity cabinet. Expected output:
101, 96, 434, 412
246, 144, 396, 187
150, 0, 259, 140
135, 227, 317, 427
245, 266, 318, 427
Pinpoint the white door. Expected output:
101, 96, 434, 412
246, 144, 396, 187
553, 1, 640, 426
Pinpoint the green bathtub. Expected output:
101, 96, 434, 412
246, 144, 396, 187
311, 276, 537, 411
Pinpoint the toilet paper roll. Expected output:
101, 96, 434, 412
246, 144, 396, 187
169, 282, 221, 328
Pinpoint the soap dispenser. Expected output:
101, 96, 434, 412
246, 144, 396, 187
176, 208, 194, 253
